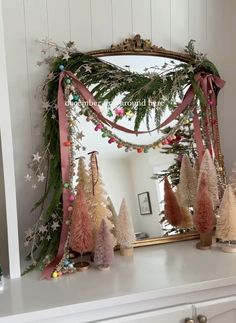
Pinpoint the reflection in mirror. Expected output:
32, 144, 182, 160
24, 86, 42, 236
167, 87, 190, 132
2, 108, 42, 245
75, 55, 189, 242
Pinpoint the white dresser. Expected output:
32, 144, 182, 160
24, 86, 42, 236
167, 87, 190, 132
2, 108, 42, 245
1, 240, 236, 323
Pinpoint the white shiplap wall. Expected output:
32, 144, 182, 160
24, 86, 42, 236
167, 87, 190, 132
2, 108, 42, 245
1, 0, 231, 264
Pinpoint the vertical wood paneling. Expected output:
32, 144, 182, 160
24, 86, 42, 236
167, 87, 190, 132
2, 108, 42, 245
206, 0, 224, 132
24, 0, 48, 148
69, 0, 92, 52
151, 0, 171, 49
189, 0, 207, 52
47, 0, 70, 43
212, 0, 235, 174
91, 0, 113, 50
170, 0, 189, 51
2, 0, 36, 258
23, 0, 49, 255
112, 0, 132, 43
206, 0, 223, 62
132, 0, 151, 39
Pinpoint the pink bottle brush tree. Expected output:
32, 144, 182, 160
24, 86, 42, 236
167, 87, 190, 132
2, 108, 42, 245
69, 184, 93, 270
194, 172, 214, 249
94, 219, 114, 270
164, 177, 183, 227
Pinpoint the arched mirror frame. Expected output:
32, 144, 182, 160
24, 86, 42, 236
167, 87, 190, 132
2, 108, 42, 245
86, 35, 206, 247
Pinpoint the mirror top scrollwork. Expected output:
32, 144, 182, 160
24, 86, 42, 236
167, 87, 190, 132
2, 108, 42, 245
88, 34, 191, 62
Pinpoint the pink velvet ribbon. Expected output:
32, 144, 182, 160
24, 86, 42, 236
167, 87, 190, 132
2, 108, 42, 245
41, 71, 70, 279
41, 70, 225, 279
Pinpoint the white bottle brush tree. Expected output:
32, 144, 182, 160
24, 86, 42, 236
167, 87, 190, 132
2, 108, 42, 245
106, 196, 117, 239
116, 198, 135, 256
216, 184, 236, 252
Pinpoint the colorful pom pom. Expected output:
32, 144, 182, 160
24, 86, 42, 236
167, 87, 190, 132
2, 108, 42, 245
72, 94, 79, 102
137, 148, 143, 153
115, 107, 125, 117
108, 137, 116, 144
95, 124, 103, 131
63, 141, 71, 147
64, 260, 70, 267
52, 271, 58, 278
69, 195, 75, 202
65, 78, 71, 85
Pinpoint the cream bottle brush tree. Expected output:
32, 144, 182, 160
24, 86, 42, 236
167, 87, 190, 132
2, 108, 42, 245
175, 186, 193, 229
77, 157, 92, 206
178, 154, 198, 207
116, 198, 135, 256
216, 184, 236, 253
88, 151, 116, 247
229, 164, 236, 196
106, 196, 117, 239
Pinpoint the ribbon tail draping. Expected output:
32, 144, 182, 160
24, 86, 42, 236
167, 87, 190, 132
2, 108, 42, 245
41, 72, 71, 279
194, 73, 225, 159
193, 110, 205, 161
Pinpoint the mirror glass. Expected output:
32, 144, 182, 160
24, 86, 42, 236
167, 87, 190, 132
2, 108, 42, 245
76, 55, 187, 241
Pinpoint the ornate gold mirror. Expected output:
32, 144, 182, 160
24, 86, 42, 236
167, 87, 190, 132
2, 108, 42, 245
80, 36, 200, 246
78, 35, 225, 246
24, 35, 225, 275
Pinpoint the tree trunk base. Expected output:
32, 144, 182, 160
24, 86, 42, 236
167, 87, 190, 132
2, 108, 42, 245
97, 264, 110, 271
196, 232, 212, 250
221, 245, 236, 253
75, 261, 90, 272
120, 247, 133, 256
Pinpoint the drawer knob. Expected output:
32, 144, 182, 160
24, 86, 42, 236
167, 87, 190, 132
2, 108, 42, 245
198, 315, 207, 323
185, 318, 195, 323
